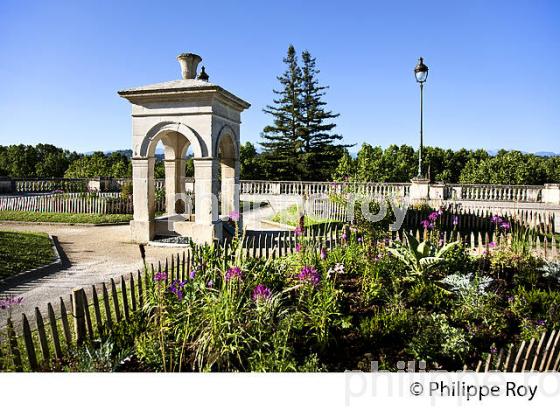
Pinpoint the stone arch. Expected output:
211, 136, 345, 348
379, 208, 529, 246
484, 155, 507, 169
214, 124, 239, 160
140, 121, 206, 158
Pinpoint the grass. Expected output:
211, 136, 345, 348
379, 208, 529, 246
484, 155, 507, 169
0, 211, 133, 224
271, 204, 338, 227
0, 231, 55, 279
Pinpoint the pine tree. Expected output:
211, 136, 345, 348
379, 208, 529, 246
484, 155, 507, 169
300, 50, 348, 180
261, 45, 305, 180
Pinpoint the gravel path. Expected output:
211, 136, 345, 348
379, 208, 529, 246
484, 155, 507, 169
0, 223, 186, 324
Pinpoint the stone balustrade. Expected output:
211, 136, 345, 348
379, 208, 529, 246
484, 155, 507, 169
240, 180, 410, 198
3, 177, 560, 206
240, 179, 558, 205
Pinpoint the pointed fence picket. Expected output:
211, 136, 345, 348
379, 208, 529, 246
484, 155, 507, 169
0, 249, 198, 371
467, 330, 560, 372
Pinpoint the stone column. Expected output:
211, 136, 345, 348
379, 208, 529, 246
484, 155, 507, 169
192, 158, 220, 242
130, 157, 155, 243
164, 158, 186, 214
220, 158, 235, 216
428, 182, 445, 204
542, 184, 560, 205
0, 177, 15, 194
221, 157, 242, 229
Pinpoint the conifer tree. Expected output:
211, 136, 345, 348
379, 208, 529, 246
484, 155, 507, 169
300, 50, 348, 180
261, 45, 305, 180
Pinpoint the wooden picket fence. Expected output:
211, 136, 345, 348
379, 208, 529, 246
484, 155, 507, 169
468, 330, 560, 372
0, 193, 167, 215
303, 196, 557, 236
242, 224, 560, 260
0, 250, 200, 371
1, 237, 559, 371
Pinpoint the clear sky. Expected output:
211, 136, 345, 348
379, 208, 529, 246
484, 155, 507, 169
0, 0, 559, 154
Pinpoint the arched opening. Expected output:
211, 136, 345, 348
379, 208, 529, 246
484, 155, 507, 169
136, 126, 201, 238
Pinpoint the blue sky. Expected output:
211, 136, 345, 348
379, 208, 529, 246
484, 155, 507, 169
0, 0, 559, 153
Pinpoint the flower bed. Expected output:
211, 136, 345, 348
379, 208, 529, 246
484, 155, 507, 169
15, 210, 554, 372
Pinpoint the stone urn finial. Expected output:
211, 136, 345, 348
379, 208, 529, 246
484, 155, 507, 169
177, 53, 202, 80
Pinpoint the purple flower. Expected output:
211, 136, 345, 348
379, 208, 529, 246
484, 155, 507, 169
294, 226, 303, 236
490, 346, 498, 355
488, 242, 497, 248
428, 211, 440, 222
500, 221, 511, 230
189, 270, 196, 279
207, 280, 214, 288
490, 215, 503, 225
168, 280, 188, 300
537, 319, 546, 326
421, 219, 434, 230
357, 237, 363, 243
507, 296, 514, 303
0, 295, 23, 310
228, 210, 240, 222
297, 265, 320, 286
342, 232, 348, 240
452, 215, 459, 226
320, 248, 328, 260
154, 271, 168, 282
295, 243, 302, 253
252, 284, 272, 302
225, 266, 243, 281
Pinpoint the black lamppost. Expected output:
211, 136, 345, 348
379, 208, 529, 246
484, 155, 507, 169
414, 57, 429, 178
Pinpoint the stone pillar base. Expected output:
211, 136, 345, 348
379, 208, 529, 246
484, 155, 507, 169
130, 220, 155, 243
409, 177, 430, 202
174, 222, 223, 244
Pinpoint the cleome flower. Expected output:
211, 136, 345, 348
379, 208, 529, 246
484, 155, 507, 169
0, 295, 23, 310
225, 266, 243, 281
490, 214, 503, 225
154, 271, 168, 282
420, 219, 434, 230
297, 265, 320, 286
252, 284, 272, 302
428, 211, 440, 222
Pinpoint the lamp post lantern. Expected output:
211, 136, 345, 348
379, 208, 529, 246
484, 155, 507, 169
414, 57, 429, 178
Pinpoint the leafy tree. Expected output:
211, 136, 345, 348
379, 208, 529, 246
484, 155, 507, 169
240, 142, 270, 180
355, 144, 383, 182
332, 149, 355, 181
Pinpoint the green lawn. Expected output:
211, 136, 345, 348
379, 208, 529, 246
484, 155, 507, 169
0, 211, 132, 224
0, 231, 55, 279
271, 204, 339, 227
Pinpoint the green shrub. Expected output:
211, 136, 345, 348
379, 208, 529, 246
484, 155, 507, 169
406, 313, 471, 366
509, 287, 560, 328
